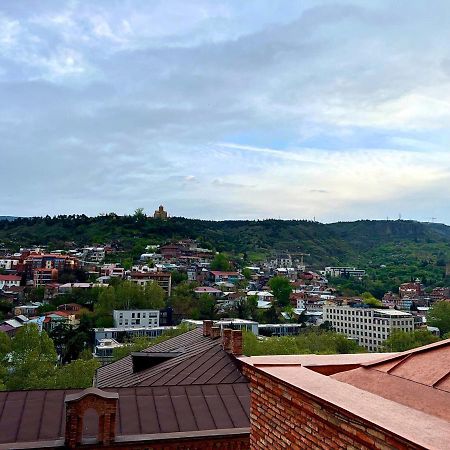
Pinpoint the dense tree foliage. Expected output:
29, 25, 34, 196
381, 329, 439, 352
243, 329, 366, 356
1, 324, 99, 390
268, 276, 292, 307
210, 253, 232, 271
94, 281, 166, 326
427, 301, 450, 336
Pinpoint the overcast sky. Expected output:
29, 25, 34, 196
1, 1, 450, 222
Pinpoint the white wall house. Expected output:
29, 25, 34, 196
113, 309, 160, 328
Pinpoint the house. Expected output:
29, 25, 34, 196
210, 270, 240, 284
194, 286, 223, 297
42, 310, 78, 331
0, 274, 21, 290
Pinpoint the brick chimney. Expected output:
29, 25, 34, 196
203, 320, 213, 337
211, 326, 221, 339
64, 388, 119, 448
222, 328, 233, 352
231, 329, 243, 356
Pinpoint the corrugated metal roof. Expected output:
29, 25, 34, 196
0, 384, 250, 445
95, 327, 247, 388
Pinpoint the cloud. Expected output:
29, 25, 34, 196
0, 1, 450, 221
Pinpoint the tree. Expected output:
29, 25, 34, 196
382, 329, 439, 352
242, 268, 252, 281
7, 324, 57, 390
142, 282, 165, 309
53, 359, 100, 389
198, 294, 216, 320
169, 282, 199, 318
361, 292, 382, 307
210, 253, 231, 271
269, 276, 292, 307
427, 301, 450, 336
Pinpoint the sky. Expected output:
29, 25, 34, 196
1, 0, 450, 222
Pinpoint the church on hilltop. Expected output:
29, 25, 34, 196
153, 204, 168, 219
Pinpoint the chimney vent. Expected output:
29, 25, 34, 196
222, 328, 232, 352
211, 326, 220, 339
231, 330, 243, 356
203, 320, 213, 337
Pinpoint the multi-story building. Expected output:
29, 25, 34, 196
81, 247, 105, 263
128, 271, 171, 295
323, 266, 366, 278
0, 256, 20, 271
33, 268, 58, 287
0, 274, 21, 290
323, 306, 414, 351
113, 309, 160, 328
399, 280, 424, 298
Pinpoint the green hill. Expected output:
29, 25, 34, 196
0, 216, 449, 273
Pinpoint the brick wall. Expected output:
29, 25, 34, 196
75, 435, 249, 449
243, 366, 422, 450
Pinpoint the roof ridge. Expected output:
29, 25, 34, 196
362, 338, 450, 368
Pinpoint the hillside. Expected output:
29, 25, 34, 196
0, 216, 449, 273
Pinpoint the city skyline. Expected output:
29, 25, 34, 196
1, 1, 449, 222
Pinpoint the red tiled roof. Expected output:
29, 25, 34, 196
0, 275, 21, 281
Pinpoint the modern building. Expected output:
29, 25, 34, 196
94, 326, 175, 345
113, 309, 160, 328
323, 305, 414, 351
323, 266, 366, 278
93, 338, 123, 361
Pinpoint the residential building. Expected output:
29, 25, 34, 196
33, 268, 58, 287
93, 338, 123, 361
128, 271, 171, 295
80, 247, 105, 263
210, 270, 240, 284
323, 266, 366, 278
0, 274, 21, 290
399, 280, 424, 298
323, 305, 414, 351
0, 256, 19, 271
94, 326, 174, 345
113, 309, 160, 328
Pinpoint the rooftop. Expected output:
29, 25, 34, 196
95, 327, 247, 388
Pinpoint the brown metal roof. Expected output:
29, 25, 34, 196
0, 384, 250, 446
95, 327, 247, 388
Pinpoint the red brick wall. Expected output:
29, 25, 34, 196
243, 366, 422, 450
77, 435, 249, 449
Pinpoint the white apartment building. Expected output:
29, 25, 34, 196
323, 267, 366, 278
323, 306, 414, 351
113, 309, 160, 328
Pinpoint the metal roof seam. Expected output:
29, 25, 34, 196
183, 385, 199, 431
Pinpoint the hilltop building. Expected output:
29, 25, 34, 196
153, 204, 168, 219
